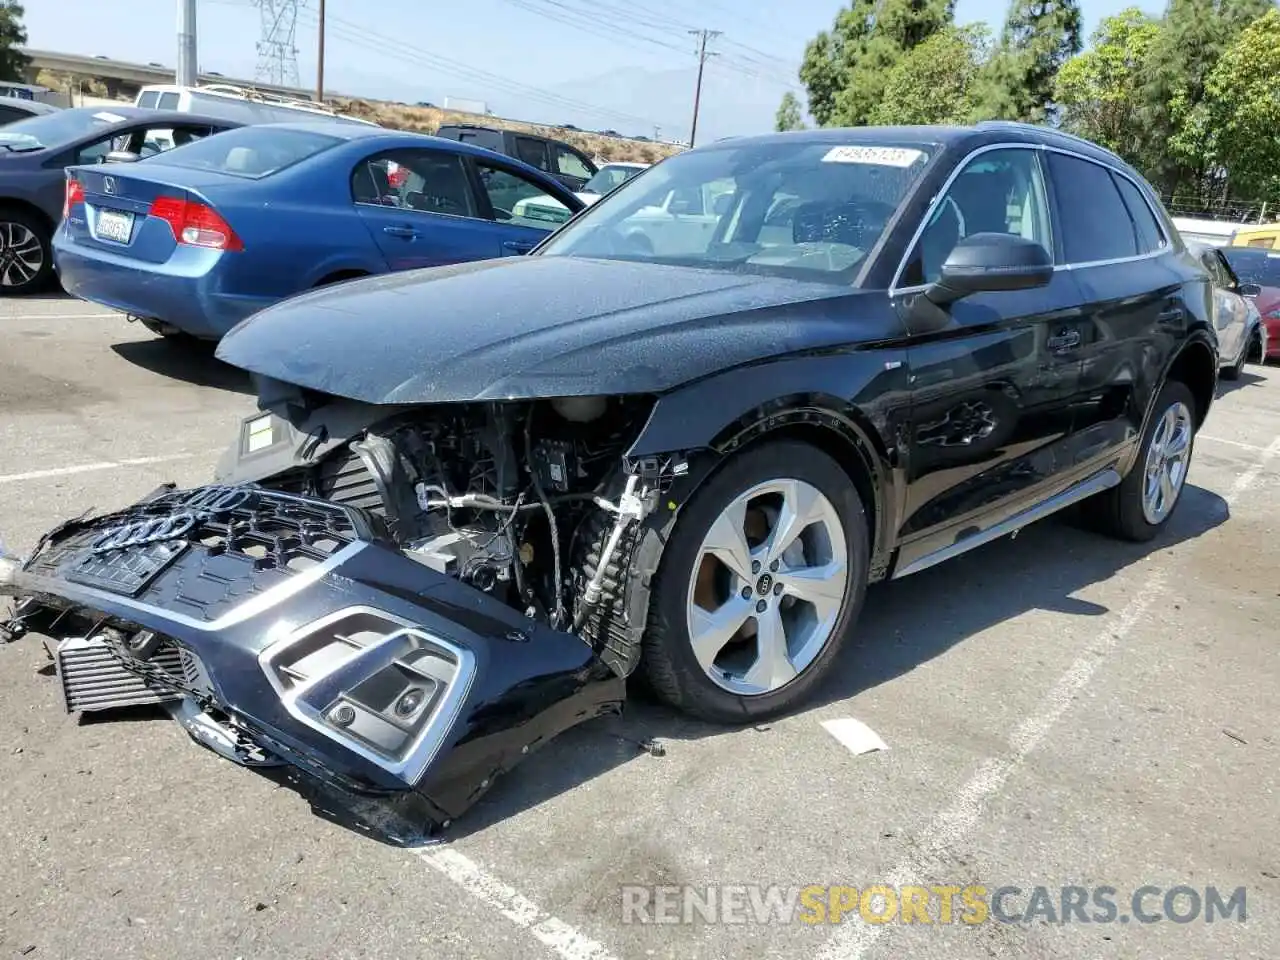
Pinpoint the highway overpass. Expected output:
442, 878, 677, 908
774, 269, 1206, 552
20, 48, 327, 102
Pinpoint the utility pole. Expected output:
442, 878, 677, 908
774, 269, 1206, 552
688, 28, 720, 148
316, 0, 326, 102
177, 0, 198, 87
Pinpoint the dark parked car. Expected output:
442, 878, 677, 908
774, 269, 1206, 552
0, 106, 240, 294
0, 98, 61, 125
432, 123, 597, 190
0, 122, 1220, 834
54, 122, 585, 341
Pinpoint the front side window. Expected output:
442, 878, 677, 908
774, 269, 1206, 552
475, 162, 570, 230
1047, 151, 1138, 263
352, 149, 478, 218
537, 139, 936, 282
1222, 248, 1280, 286
901, 148, 1052, 287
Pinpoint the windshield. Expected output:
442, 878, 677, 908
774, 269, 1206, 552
0, 107, 131, 152
152, 126, 343, 178
1221, 247, 1280, 287
536, 138, 935, 282
582, 164, 644, 195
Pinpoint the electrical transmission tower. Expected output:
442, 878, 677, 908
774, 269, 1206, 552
254, 0, 304, 88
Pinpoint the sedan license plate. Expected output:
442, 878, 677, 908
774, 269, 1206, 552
96, 209, 134, 244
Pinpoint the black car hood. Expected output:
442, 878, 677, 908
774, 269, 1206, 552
215, 256, 878, 404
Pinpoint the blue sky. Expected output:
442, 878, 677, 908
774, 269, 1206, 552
26, 0, 1158, 141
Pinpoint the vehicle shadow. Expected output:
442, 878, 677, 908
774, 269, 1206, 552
110, 338, 256, 395
1217, 369, 1267, 396
415, 481, 1230, 843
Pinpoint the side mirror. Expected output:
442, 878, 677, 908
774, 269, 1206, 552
103, 149, 141, 164
926, 232, 1053, 306
1239, 282, 1262, 298
553, 173, 579, 189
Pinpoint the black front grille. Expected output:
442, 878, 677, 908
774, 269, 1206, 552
27, 486, 365, 621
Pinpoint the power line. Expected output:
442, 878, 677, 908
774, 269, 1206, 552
689, 28, 720, 147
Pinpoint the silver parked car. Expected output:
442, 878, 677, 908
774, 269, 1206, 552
1188, 240, 1265, 379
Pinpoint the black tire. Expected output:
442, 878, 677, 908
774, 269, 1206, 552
0, 208, 54, 295
1088, 380, 1198, 542
640, 440, 870, 724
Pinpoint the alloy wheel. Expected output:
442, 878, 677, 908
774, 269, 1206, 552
0, 221, 44, 288
1141, 400, 1193, 525
685, 478, 848, 696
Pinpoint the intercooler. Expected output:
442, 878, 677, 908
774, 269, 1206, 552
46, 635, 198, 714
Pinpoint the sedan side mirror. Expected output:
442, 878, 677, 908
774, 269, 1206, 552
103, 149, 141, 164
1239, 282, 1262, 298
926, 233, 1053, 306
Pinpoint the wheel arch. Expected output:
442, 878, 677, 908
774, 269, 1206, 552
1163, 334, 1217, 428
315, 268, 370, 288
0, 198, 54, 234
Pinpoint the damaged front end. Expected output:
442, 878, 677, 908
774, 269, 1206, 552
0, 482, 627, 832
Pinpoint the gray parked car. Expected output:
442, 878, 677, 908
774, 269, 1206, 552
0, 98, 61, 125
0, 106, 241, 294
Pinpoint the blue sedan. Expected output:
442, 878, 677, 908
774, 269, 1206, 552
53, 122, 585, 340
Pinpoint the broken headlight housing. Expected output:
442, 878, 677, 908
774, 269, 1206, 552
258, 606, 475, 784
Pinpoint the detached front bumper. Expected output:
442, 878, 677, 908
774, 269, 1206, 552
0, 484, 623, 828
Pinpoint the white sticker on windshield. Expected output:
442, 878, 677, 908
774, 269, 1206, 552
822, 145, 924, 167
93, 112, 127, 124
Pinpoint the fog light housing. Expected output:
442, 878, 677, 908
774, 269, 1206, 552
259, 607, 476, 784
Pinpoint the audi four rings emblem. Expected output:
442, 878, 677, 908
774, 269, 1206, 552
87, 485, 251, 554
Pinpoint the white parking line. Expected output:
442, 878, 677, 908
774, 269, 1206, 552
1199, 434, 1273, 453
0, 312, 120, 321
417, 847, 620, 960
815, 431, 1280, 960
0, 453, 209, 485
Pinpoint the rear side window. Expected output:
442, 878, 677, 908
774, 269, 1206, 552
137, 91, 160, 109
1046, 152, 1137, 263
156, 126, 343, 178
515, 136, 550, 171
1112, 173, 1165, 254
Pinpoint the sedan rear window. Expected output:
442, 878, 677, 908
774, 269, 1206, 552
155, 126, 343, 178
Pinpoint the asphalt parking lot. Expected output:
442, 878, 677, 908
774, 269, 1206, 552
1, 295, 1277, 960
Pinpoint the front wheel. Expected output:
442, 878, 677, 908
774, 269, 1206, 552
1088, 380, 1197, 542
0, 210, 53, 295
641, 440, 869, 723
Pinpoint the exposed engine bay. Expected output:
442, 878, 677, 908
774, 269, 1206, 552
223, 391, 678, 673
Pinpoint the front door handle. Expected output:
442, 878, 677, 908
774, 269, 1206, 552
503, 239, 536, 254
1047, 328, 1082, 353
383, 225, 420, 239
1157, 306, 1185, 324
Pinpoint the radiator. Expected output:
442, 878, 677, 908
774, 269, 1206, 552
49, 635, 187, 714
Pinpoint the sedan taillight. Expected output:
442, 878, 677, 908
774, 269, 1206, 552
62, 177, 84, 219
148, 196, 244, 251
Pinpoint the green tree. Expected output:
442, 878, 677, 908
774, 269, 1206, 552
775, 91, 805, 131
973, 0, 1082, 122
799, 0, 955, 127
1138, 0, 1272, 195
870, 24, 993, 125
1206, 8, 1280, 199
1055, 9, 1162, 159
0, 1, 29, 83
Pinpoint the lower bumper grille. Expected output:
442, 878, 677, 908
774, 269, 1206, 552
49, 635, 194, 714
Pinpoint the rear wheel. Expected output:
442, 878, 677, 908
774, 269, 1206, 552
1088, 380, 1197, 542
641, 440, 869, 723
0, 209, 53, 295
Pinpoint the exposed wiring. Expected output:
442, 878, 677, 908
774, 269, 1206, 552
524, 406, 566, 629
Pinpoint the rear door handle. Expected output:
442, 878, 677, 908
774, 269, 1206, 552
383, 225, 420, 239
503, 240, 536, 254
